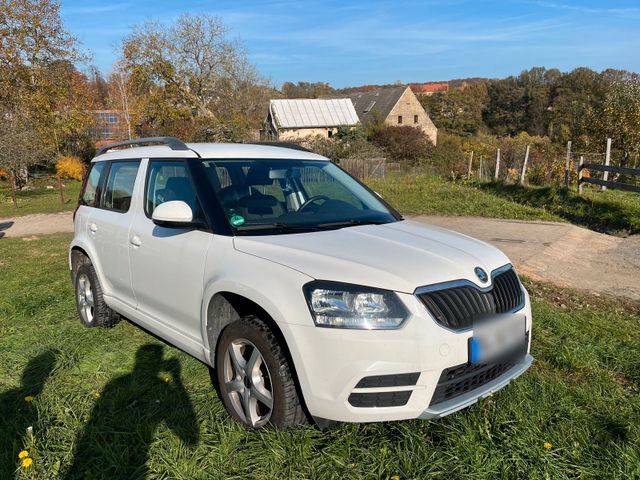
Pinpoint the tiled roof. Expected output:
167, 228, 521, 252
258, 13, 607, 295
325, 86, 407, 124
269, 98, 359, 128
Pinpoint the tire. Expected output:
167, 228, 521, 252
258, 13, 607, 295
74, 262, 120, 328
215, 316, 307, 429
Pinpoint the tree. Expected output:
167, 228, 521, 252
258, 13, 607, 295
601, 77, 640, 168
281, 81, 334, 98
0, 0, 92, 184
421, 82, 488, 136
371, 126, 431, 162
119, 14, 273, 140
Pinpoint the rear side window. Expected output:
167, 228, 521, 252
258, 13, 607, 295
102, 162, 139, 213
81, 163, 105, 207
145, 160, 200, 218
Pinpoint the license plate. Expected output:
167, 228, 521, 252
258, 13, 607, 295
469, 313, 526, 364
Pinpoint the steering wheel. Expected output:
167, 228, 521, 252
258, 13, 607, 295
298, 195, 330, 213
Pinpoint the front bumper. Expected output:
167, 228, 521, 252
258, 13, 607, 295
282, 289, 533, 423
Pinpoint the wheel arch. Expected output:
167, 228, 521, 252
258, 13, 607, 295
204, 290, 311, 417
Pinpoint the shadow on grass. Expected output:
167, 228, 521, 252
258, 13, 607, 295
0, 350, 57, 478
64, 344, 199, 480
479, 182, 639, 235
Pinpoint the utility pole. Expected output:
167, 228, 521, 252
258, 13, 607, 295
494, 148, 501, 180
578, 156, 584, 194
467, 151, 474, 179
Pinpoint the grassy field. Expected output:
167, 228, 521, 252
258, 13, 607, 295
1, 234, 639, 479
367, 175, 640, 236
0, 178, 81, 218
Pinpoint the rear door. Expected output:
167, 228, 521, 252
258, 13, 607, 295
87, 160, 140, 308
128, 159, 212, 348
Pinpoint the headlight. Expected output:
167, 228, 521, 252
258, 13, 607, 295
303, 281, 409, 329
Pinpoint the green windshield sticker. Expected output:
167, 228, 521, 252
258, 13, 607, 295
230, 215, 245, 227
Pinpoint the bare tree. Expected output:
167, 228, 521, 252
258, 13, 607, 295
119, 14, 273, 138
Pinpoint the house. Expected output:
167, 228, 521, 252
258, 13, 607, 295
262, 98, 359, 141
410, 82, 449, 96
88, 110, 130, 149
328, 86, 437, 145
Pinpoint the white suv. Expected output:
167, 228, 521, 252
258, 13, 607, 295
70, 137, 533, 429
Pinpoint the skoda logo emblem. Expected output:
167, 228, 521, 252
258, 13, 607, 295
474, 267, 488, 283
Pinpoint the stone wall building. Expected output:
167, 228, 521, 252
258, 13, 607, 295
262, 98, 359, 141
328, 86, 437, 145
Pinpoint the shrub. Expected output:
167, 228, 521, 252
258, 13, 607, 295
56, 155, 86, 181
370, 126, 431, 162
0, 167, 8, 179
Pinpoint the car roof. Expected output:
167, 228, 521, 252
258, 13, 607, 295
92, 142, 329, 162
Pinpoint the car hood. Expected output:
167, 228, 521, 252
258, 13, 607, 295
233, 220, 512, 293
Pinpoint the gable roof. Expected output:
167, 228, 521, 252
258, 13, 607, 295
326, 86, 407, 124
268, 98, 359, 129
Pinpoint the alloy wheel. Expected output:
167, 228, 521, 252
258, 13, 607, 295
223, 338, 274, 427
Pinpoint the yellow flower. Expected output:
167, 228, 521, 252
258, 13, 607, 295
95, 391, 101, 398
22, 457, 33, 468
18, 450, 29, 459
543, 442, 553, 450
24, 395, 34, 402
390, 476, 401, 480
163, 375, 172, 384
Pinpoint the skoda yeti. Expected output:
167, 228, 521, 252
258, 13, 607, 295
69, 137, 533, 429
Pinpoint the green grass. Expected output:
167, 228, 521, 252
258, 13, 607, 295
367, 175, 563, 222
478, 182, 640, 236
1, 234, 639, 479
367, 175, 640, 236
0, 178, 81, 218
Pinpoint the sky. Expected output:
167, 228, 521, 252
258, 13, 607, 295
61, 0, 640, 88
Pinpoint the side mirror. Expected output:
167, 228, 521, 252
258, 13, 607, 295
152, 200, 194, 228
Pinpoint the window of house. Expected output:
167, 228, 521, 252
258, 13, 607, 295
81, 163, 105, 208
398, 115, 403, 124
414, 115, 419, 124
102, 161, 139, 213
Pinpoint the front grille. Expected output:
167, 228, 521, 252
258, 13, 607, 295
417, 267, 523, 330
429, 337, 528, 407
349, 391, 412, 408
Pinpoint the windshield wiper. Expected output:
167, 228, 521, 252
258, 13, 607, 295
234, 223, 320, 232
315, 219, 385, 229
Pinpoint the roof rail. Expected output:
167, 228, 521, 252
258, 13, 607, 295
96, 136, 190, 157
249, 141, 312, 153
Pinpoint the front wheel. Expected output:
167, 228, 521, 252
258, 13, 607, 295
215, 316, 307, 429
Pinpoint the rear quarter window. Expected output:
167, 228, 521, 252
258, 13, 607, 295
81, 162, 105, 207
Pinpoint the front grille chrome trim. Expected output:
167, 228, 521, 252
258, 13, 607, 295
414, 264, 525, 332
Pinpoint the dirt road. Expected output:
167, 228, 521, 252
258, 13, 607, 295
1, 211, 639, 301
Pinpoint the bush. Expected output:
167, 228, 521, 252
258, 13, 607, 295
56, 155, 86, 181
370, 126, 431, 162
0, 167, 8, 179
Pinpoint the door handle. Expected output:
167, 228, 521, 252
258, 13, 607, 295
89, 223, 98, 233
130, 235, 142, 247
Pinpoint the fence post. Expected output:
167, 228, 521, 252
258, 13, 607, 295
564, 141, 572, 187
578, 156, 584, 194
602, 137, 611, 190
57, 175, 65, 203
494, 148, 501, 180
10, 172, 17, 208
520, 145, 530, 185
467, 151, 474, 179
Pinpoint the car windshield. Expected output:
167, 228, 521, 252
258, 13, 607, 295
201, 159, 399, 234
